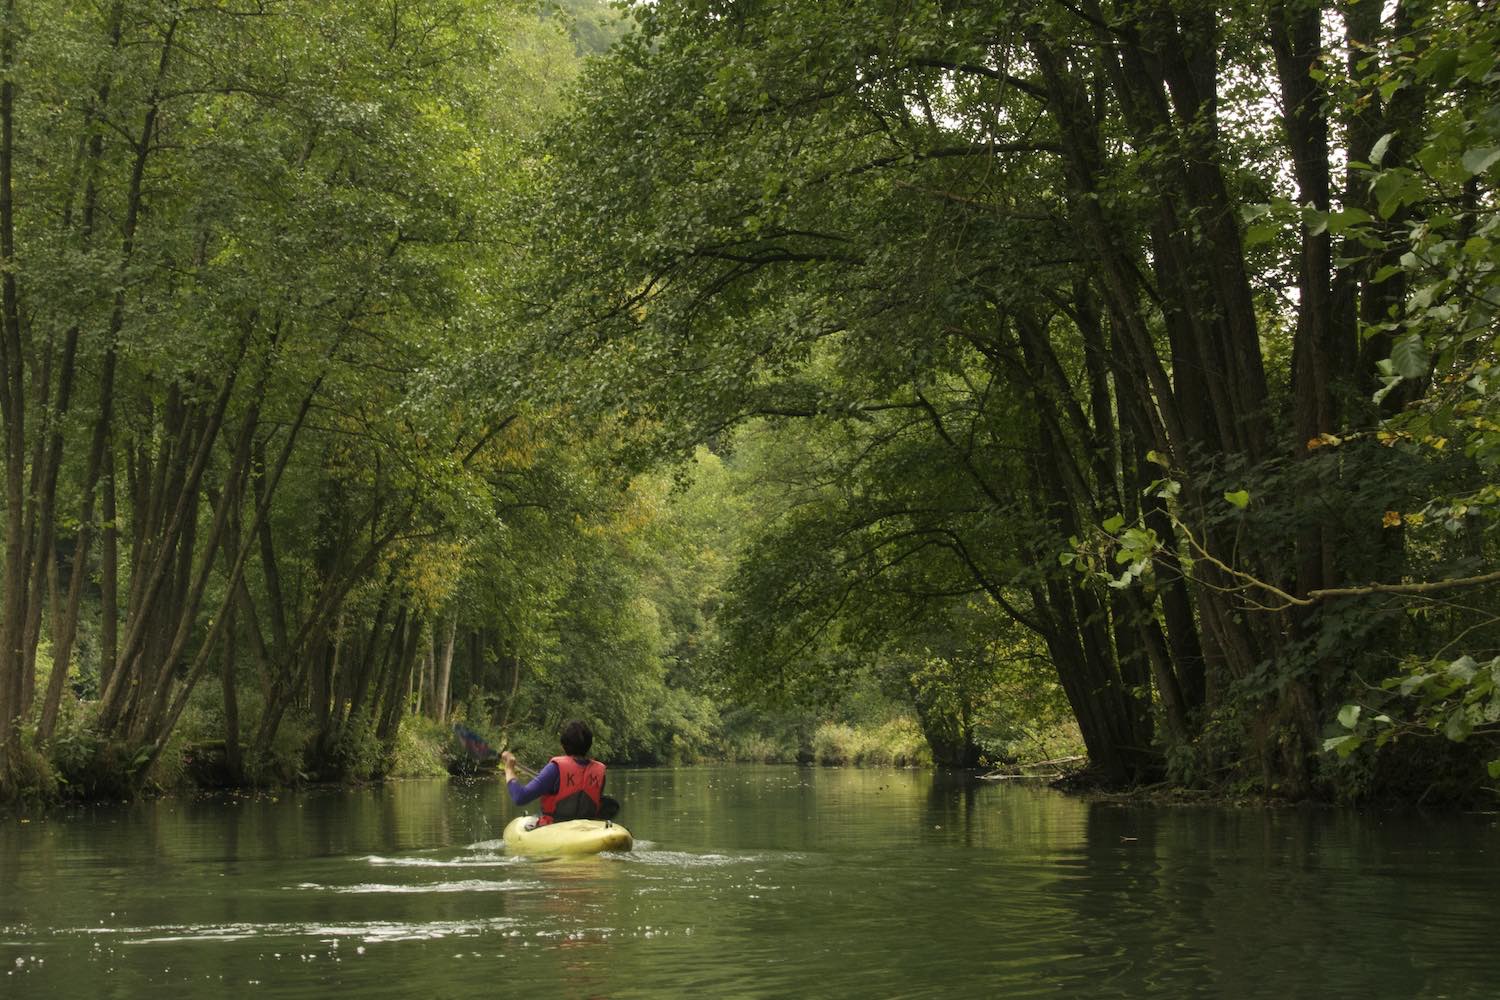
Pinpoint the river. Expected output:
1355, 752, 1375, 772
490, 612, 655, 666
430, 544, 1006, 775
2, 766, 1497, 998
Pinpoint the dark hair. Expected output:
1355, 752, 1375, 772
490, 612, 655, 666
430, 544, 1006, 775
560, 719, 593, 757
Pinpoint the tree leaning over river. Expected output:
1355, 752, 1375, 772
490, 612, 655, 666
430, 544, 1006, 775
525, 0, 1500, 794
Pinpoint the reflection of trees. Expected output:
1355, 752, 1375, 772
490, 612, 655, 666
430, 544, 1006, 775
1039, 803, 1500, 996
924, 770, 981, 844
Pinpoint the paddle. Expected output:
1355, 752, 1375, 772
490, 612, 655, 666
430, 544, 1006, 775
498, 749, 539, 780
453, 724, 536, 777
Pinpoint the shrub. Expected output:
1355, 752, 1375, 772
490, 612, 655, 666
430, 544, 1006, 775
726, 732, 792, 763
813, 717, 930, 767
323, 711, 385, 781
872, 717, 929, 767
242, 705, 316, 787
2, 729, 58, 804
812, 722, 856, 765
389, 715, 450, 778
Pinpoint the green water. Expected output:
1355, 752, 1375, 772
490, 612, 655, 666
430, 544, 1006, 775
3, 766, 1498, 998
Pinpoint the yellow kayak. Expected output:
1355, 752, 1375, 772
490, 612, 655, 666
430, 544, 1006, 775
502, 815, 633, 857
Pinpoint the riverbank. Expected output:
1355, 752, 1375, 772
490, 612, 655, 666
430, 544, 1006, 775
3, 713, 955, 809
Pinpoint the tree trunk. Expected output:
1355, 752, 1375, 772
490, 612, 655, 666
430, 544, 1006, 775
434, 618, 456, 725
221, 601, 242, 785
0, 0, 28, 774
100, 456, 119, 694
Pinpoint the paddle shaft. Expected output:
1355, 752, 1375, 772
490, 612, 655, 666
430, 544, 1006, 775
504, 754, 538, 780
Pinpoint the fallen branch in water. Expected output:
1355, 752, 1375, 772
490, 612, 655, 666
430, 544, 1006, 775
1020, 755, 1085, 769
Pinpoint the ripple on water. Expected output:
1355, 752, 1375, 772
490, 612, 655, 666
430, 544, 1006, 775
618, 847, 806, 868
70, 917, 521, 945
360, 853, 519, 869
287, 879, 542, 894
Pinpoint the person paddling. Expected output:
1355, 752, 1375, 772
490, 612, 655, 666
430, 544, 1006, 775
502, 719, 611, 826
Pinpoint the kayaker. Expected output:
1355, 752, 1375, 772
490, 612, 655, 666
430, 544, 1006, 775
502, 719, 608, 826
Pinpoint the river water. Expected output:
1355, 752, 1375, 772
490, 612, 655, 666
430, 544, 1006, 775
2, 766, 1497, 998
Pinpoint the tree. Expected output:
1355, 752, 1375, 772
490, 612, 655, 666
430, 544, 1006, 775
0, 0, 590, 796
522, 0, 1497, 795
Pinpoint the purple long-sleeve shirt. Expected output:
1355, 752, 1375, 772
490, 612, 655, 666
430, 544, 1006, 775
506, 757, 606, 807
506, 761, 560, 806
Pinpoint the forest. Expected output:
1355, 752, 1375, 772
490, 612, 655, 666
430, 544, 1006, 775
0, 0, 1496, 806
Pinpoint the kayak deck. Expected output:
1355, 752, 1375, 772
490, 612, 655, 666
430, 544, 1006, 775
502, 815, 633, 857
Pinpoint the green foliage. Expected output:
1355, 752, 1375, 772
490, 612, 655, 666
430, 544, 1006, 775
325, 712, 387, 783
512, 0, 1500, 800
0, 0, 661, 800
389, 716, 452, 779
1327, 654, 1500, 783
723, 731, 797, 764
48, 702, 134, 801
1343, 6, 1500, 487
1300, 2, 1500, 788
0, 729, 58, 804
544, 0, 631, 55
811, 718, 929, 768
242, 706, 316, 788
10, 0, 1496, 807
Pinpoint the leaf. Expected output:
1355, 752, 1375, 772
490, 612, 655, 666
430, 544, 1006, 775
1444, 708, 1473, 742
1338, 703, 1362, 729
1390, 334, 1429, 379
1244, 222, 1279, 247
1446, 655, 1478, 682
1102, 513, 1125, 533
1224, 489, 1250, 509
1323, 734, 1360, 756
1489, 760, 1500, 780
1373, 170, 1415, 218
1461, 147, 1500, 176
1372, 374, 1403, 404
1418, 47, 1459, 87
1369, 132, 1394, 166
1399, 672, 1435, 695
1326, 207, 1373, 235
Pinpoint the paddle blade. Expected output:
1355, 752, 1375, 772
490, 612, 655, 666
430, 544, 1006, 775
453, 724, 498, 761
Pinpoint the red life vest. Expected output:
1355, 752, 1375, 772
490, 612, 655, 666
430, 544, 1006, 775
537, 755, 605, 825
